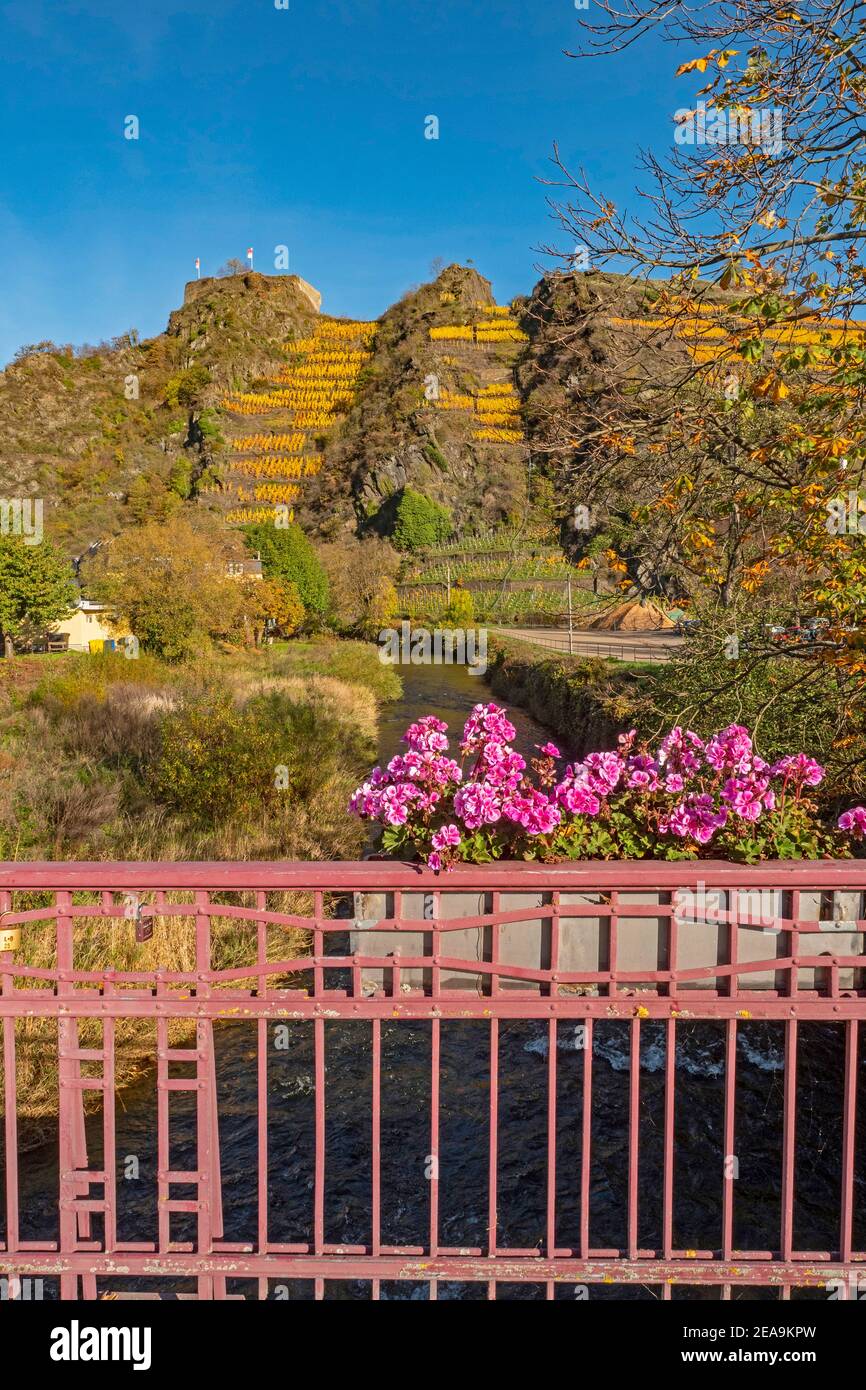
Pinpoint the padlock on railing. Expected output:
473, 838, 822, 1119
0, 918, 20, 952
123, 893, 153, 944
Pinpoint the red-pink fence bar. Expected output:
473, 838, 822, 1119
0, 859, 863, 1301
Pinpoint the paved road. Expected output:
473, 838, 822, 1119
493, 626, 684, 663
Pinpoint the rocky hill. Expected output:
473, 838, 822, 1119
0, 263, 696, 559
300, 264, 530, 539
0, 272, 318, 556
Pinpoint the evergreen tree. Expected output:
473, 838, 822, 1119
392, 489, 452, 551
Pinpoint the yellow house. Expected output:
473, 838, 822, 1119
49, 600, 131, 653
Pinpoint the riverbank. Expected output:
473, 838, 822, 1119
376, 658, 558, 765
484, 635, 654, 757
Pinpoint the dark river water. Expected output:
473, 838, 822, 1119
374, 660, 569, 768
7, 663, 865, 1300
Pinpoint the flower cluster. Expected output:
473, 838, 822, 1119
348, 716, 462, 830
349, 704, 865, 869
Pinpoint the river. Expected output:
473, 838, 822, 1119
9, 663, 865, 1300
374, 659, 568, 768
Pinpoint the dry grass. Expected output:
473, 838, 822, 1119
2, 893, 313, 1149
228, 671, 378, 742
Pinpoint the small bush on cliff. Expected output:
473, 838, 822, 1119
392, 488, 452, 551
164, 365, 212, 409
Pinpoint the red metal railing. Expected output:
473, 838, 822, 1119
0, 859, 864, 1300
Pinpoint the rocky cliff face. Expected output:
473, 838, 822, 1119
516, 270, 693, 481
301, 264, 531, 538
0, 273, 318, 555
0, 263, 690, 558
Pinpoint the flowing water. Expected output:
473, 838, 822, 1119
374, 660, 569, 768
7, 663, 866, 1299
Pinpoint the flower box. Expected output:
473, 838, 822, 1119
351, 861, 866, 996
349, 704, 866, 994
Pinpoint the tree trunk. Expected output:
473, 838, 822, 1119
3, 634, 13, 659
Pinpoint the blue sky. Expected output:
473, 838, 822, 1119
0, 0, 682, 364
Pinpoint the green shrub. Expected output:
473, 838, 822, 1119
149, 690, 374, 827
243, 522, 329, 616
196, 409, 224, 442
423, 441, 448, 470
165, 365, 212, 409
149, 695, 281, 825
392, 488, 452, 551
168, 457, 193, 499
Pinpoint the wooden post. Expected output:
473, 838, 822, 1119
567, 576, 574, 655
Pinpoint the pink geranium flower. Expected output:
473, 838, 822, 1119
838, 807, 866, 838
771, 753, 825, 788
626, 754, 660, 792
668, 793, 728, 845
431, 823, 461, 850
460, 703, 517, 756
722, 775, 769, 823
403, 716, 449, 754
554, 766, 601, 816
454, 782, 502, 831
582, 751, 624, 795
350, 710, 848, 867
657, 727, 704, 778
705, 724, 753, 773
502, 788, 561, 835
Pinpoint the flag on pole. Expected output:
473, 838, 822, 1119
194, 257, 200, 279
247, 247, 254, 268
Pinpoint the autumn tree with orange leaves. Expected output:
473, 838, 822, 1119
538, 1, 866, 781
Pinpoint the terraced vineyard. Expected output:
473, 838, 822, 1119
402, 551, 572, 585
396, 527, 593, 624
428, 381, 525, 444
215, 318, 378, 526
425, 303, 529, 457
428, 302, 529, 345
608, 299, 866, 371
398, 293, 572, 621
